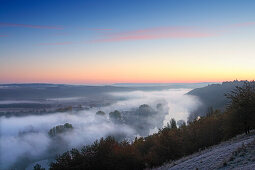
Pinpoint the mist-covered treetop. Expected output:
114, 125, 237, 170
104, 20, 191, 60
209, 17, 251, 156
48, 123, 73, 137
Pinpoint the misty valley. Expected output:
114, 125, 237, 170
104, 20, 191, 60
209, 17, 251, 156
1, 81, 254, 170
0, 83, 203, 169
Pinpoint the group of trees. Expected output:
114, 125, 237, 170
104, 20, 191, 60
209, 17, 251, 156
95, 103, 169, 137
48, 123, 73, 137
44, 81, 255, 170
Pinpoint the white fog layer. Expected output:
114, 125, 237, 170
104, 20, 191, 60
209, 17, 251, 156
0, 89, 201, 169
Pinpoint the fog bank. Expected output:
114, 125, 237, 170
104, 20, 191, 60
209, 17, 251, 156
0, 88, 201, 169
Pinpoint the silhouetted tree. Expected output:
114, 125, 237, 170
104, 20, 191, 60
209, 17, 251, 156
170, 118, 177, 129
226, 81, 255, 134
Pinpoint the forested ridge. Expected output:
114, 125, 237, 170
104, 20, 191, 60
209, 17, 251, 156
187, 80, 248, 121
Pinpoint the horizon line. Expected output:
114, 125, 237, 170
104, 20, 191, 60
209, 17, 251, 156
0, 81, 225, 86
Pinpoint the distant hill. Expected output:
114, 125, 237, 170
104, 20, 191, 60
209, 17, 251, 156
0, 84, 131, 100
0, 83, 212, 100
113, 82, 215, 89
187, 80, 247, 121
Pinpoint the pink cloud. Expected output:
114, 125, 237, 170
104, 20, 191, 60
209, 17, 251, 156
0, 22, 63, 30
89, 22, 255, 43
38, 42, 72, 45
90, 27, 215, 43
103, 27, 193, 37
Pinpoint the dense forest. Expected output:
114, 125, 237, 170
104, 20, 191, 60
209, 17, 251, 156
36, 81, 255, 170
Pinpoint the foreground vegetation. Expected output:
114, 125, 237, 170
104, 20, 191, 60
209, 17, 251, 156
47, 81, 255, 170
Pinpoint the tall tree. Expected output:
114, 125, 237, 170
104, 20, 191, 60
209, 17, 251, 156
226, 81, 255, 134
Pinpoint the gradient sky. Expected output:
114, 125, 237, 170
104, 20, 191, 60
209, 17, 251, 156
0, 0, 255, 84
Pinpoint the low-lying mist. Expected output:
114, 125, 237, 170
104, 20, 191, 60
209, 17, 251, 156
106, 89, 200, 124
0, 89, 201, 169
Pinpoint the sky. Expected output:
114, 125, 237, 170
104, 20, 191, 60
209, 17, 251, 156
0, 0, 255, 84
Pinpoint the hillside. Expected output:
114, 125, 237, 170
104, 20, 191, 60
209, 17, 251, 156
155, 131, 255, 170
187, 81, 246, 121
